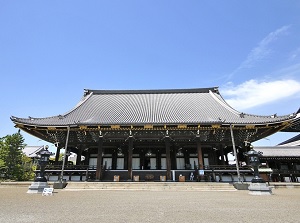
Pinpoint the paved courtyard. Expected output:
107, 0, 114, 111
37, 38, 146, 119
0, 187, 300, 223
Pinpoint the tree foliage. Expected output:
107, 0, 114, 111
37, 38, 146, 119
49, 152, 64, 162
0, 132, 35, 181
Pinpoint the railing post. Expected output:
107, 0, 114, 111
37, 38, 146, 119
60, 126, 70, 183
230, 124, 241, 182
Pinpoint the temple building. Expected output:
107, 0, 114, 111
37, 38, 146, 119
11, 87, 300, 182
278, 133, 300, 146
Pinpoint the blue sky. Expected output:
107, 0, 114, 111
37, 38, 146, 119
1, 1, 300, 152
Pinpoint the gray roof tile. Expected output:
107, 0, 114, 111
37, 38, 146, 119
11, 87, 297, 127
256, 146, 300, 157
22, 146, 43, 158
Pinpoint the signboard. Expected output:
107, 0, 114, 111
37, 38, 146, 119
42, 187, 54, 196
198, 169, 205, 176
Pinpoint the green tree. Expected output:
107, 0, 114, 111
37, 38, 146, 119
0, 158, 6, 178
49, 152, 64, 162
0, 132, 35, 181
20, 155, 36, 180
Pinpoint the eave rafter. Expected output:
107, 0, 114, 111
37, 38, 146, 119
15, 121, 291, 147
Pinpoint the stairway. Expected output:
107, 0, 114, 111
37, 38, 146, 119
65, 182, 236, 191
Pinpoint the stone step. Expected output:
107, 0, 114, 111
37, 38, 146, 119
0, 181, 54, 187
65, 182, 236, 191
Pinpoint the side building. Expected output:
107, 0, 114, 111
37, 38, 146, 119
256, 146, 300, 182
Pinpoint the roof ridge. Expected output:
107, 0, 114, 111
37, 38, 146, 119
84, 87, 219, 95
62, 91, 94, 117
11, 91, 94, 123
209, 90, 241, 116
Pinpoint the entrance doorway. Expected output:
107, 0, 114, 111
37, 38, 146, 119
103, 158, 112, 170
189, 158, 199, 169
132, 158, 140, 169
161, 158, 166, 169
144, 157, 156, 169
176, 158, 185, 169
116, 158, 124, 169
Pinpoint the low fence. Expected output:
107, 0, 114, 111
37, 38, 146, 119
37, 165, 300, 183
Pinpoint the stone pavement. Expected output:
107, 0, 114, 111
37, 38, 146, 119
0, 187, 299, 223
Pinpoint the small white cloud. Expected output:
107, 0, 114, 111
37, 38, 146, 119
229, 25, 291, 78
242, 25, 290, 68
221, 79, 300, 110
289, 47, 300, 61
276, 62, 300, 78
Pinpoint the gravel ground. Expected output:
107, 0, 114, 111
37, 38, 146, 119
0, 187, 299, 223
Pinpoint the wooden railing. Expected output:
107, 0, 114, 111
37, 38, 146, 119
203, 165, 251, 171
42, 165, 97, 170
271, 169, 300, 175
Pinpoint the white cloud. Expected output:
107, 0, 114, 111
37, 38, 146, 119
229, 25, 291, 77
289, 47, 300, 61
221, 79, 300, 110
275, 62, 300, 78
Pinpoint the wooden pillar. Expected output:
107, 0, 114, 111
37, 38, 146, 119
184, 148, 189, 169
85, 151, 90, 165
140, 149, 145, 170
112, 148, 117, 170
157, 150, 161, 170
95, 136, 103, 181
64, 150, 69, 166
219, 144, 225, 165
212, 146, 217, 165
171, 146, 177, 169
128, 136, 133, 180
54, 145, 61, 165
124, 147, 128, 169
76, 145, 82, 165
225, 152, 229, 165
196, 138, 203, 169
165, 136, 171, 181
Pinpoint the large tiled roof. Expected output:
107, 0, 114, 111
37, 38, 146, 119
280, 112, 300, 132
278, 133, 300, 146
22, 146, 43, 158
255, 146, 300, 157
11, 87, 297, 127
